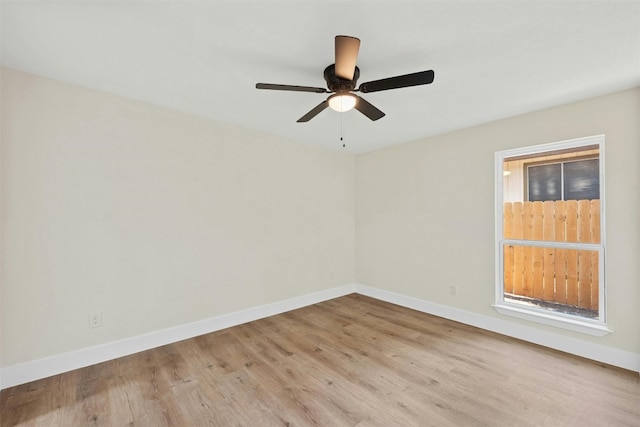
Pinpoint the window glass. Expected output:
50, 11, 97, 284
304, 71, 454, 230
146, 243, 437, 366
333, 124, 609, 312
564, 159, 599, 201
528, 163, 561, 201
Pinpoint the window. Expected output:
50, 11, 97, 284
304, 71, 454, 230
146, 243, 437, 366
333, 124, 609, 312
527, 157, 599, 201
495, 135, 608, 335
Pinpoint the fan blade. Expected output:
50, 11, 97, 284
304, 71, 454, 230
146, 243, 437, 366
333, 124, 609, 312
358, 70, 434, 93
335, 35, 360, 80
354, 95, 385, 121
297, 100, 329, 122
256, 83, 327, 93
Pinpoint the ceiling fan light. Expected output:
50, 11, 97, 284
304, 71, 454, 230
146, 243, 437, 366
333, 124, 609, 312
328, 93, 357, 112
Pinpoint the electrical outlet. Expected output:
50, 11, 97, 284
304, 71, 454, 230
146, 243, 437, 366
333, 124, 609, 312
450, 286, 457, 296
89, 312, 102, 328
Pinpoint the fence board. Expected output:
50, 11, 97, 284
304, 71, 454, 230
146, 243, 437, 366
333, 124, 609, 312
578, 250, 591, 308
590, 200, 600, 310
566, 200, 578, 242
554, 201, 567, 303
577, 201, 592, 308
503, 203, 514, 293
554, 200, 566, 242
565, 201, 579, 306
591, 252, 599, 311
591, 200, 600, 243
504, 203, 513, 239
542, 247, 555, 302
542, 201, 555, 301
578, 200, 591, 243
522, 202, 534, 297
542, 201, 555, 240
504, 245, 514, 294
566, 252, 579, 307
531, 202, 544, 300
513, 202, 524, 296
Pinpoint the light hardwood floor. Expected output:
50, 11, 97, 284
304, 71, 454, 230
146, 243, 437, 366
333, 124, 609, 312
1, 294, 639, 426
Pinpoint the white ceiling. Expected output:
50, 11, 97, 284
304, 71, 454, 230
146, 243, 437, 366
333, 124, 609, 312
2, 1, 639, 153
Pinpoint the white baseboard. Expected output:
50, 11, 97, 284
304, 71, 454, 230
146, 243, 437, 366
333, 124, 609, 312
0, 284, 357, 390
355, 284, 640, 374
2, 283, 638, 390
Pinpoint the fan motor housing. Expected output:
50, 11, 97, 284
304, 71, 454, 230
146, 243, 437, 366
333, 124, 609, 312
324, 64, 359, 92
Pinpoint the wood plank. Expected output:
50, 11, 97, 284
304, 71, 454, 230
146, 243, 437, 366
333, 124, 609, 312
577, 199, 591, 243
522, 202, 534, 297
590, 251, 600, 312
3, 295, 638, 426
577, 200, 592, 309
512, 202, 524, 296
553, 249, 567, 305
577, 250, 591, 309
531, 202, 544, 300
542, 201, 556, 302
566, 248, 579, 307
590, 200, 601, 244
503, 203, 514, 294
565, 200, 579, 243
512, 202, 523, 239
553, 201, 567, 303
565, 201, 579, 306
541, 246, 555, 303
542, 201, 555, 240
503, 244, 514, 294
503, 202, 513, 239
590, 200, 601, 311
554, 200, 566, 243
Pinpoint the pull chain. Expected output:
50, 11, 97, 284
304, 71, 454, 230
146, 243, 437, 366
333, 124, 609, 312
340, 111, 345, 148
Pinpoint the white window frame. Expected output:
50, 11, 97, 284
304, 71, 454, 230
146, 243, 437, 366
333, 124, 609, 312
494, 135, 610, 336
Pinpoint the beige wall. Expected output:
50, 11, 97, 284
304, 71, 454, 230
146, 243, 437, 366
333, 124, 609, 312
2, 66, 638, 369
356, 87, 640, 354
0, 68, 356, 366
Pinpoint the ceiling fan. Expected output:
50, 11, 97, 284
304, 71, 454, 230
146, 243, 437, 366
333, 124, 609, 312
256, 36, 435, 122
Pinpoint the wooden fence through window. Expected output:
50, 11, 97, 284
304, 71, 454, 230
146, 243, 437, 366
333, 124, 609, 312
503, 200, 600, 311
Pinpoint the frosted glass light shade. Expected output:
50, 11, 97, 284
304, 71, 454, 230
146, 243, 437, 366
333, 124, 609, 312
328, 93, 357, 112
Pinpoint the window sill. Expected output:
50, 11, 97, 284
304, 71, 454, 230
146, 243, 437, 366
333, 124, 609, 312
493, 304, 612, 337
